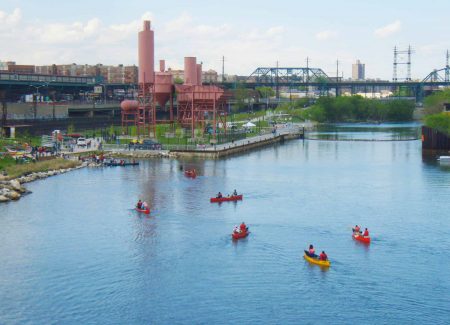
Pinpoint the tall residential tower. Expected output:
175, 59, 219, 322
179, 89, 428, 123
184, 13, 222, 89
352, 60, 365, 80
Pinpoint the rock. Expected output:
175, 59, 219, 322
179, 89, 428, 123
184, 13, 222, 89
10, 180, 22, 191
0, 195, 9, 202
5, 190, 20, 200
0, 174, 8, 181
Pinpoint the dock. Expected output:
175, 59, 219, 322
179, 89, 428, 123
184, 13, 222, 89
103, 126, 304, 159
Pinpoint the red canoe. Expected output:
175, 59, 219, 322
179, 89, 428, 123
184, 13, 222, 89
184, 170, 196, 178
135, 207, 150, 215
210, 195, 243, 203
232, 230, 249, 240
352, 233, 371, 244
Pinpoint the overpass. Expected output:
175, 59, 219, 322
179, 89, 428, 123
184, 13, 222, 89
2, 66, 450, 103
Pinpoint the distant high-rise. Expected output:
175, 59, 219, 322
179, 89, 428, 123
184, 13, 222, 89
352, 60, 365, 80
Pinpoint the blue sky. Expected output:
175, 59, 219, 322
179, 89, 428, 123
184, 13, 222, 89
1, 0, 449, 79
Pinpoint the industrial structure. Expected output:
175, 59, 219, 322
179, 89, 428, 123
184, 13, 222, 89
175, 57, 230, 138
120, 20, 229, 139
393, 45, 413, 82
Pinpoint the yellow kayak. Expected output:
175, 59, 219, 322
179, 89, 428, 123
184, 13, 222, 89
303, 251, 331, 267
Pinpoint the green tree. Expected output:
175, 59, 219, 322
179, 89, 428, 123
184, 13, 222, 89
423, 89, 450, 115
386, 100, 415, 121
108, 124, 115, 136
67, 123, 75, 134
234, 83, 251, 110
255, 86, 275, 98
424, 112, 450, 135
174, 76, 184, 84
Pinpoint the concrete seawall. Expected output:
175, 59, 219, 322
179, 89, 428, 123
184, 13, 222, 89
170, 132, 303, 159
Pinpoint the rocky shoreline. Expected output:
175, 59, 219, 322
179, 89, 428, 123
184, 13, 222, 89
0, 163, 85, 203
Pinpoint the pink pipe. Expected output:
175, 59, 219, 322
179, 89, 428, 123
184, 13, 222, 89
184, 57, 197, 85
138, 20, 154, 83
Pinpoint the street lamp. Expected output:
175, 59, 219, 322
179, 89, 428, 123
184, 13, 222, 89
29, 83, 48, 119
99, 83, 107, 104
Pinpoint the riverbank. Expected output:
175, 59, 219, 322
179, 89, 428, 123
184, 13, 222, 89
101, 126, 305, 159
0, 159, 83, 203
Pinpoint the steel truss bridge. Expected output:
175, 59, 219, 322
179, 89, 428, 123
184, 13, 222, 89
240, 67, 450, 102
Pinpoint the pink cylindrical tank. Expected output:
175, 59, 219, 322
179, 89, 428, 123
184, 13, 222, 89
121, 100, 139, 111
196, 64, 202, 85
138, 20, 154, 83
184, 57, 197, 85
155, 72, 173, 108
159, 60, 165, 72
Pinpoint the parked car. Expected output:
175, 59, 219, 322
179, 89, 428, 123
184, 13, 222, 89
130, 139, 161, 150
77, 137, 87, 147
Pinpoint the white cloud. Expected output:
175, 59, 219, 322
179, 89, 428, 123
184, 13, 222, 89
164, 13, 192, 33
374, 20, 401, 38
0, 8, 21, 30
315, 30, 338, 41
266, 26, 284, 37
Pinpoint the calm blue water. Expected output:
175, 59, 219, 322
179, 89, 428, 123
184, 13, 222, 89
1, 125, 450, 324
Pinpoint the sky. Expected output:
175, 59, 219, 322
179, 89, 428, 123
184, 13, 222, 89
1, 0, 449, 80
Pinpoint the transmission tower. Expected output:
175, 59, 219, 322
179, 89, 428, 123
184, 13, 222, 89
393, 45, 414, 82
446, 50, 449, 82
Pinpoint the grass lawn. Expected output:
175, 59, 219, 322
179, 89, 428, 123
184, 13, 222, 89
0, 158, 81, 179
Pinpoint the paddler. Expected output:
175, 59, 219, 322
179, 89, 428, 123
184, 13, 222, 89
363, 228, 369, 237
240, 222, 247, 233
233, 189, 238, 196
319, 251, 328, 261
353, 225, 361, 233
136, 200, 142, 209
308, 244, 316, 257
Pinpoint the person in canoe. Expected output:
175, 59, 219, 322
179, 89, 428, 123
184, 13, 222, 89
141, 201, 149, 211
308, 244, 316, 257
216, 192, 223, 198
319, 251, 328, 261
233, 225, 240, 234
239, 222, 248, 233
353, 225, 362, 234
233, 189, 238, 196
136, 200, 143, 209
363, 228, 369, 237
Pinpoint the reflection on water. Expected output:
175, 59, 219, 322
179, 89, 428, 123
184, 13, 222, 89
0, 123, 449, 324
308, 122, 421, 141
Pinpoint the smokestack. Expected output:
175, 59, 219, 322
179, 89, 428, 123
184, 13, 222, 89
138, 20, 154, 83
159, 60, 165, 72
196, 63, 202, 85
184, 57, 197, 85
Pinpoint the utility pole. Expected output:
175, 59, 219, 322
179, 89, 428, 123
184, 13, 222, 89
276, 60, 279, 100
393, 46, 398, 82
222, 56, 225, 82
306, 57, 310, 98
336, 59, 339, 97
407, 45, 412, 81
446, 50, 449, 83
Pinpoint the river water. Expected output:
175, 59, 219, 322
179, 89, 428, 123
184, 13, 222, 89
1, 123, 449, 324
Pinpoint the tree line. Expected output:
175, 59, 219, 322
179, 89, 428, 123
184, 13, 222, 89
305, 96, 415, 122
423, 89, 450, 135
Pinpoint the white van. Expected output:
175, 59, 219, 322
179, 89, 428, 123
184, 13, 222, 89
77, 137, 87, 147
